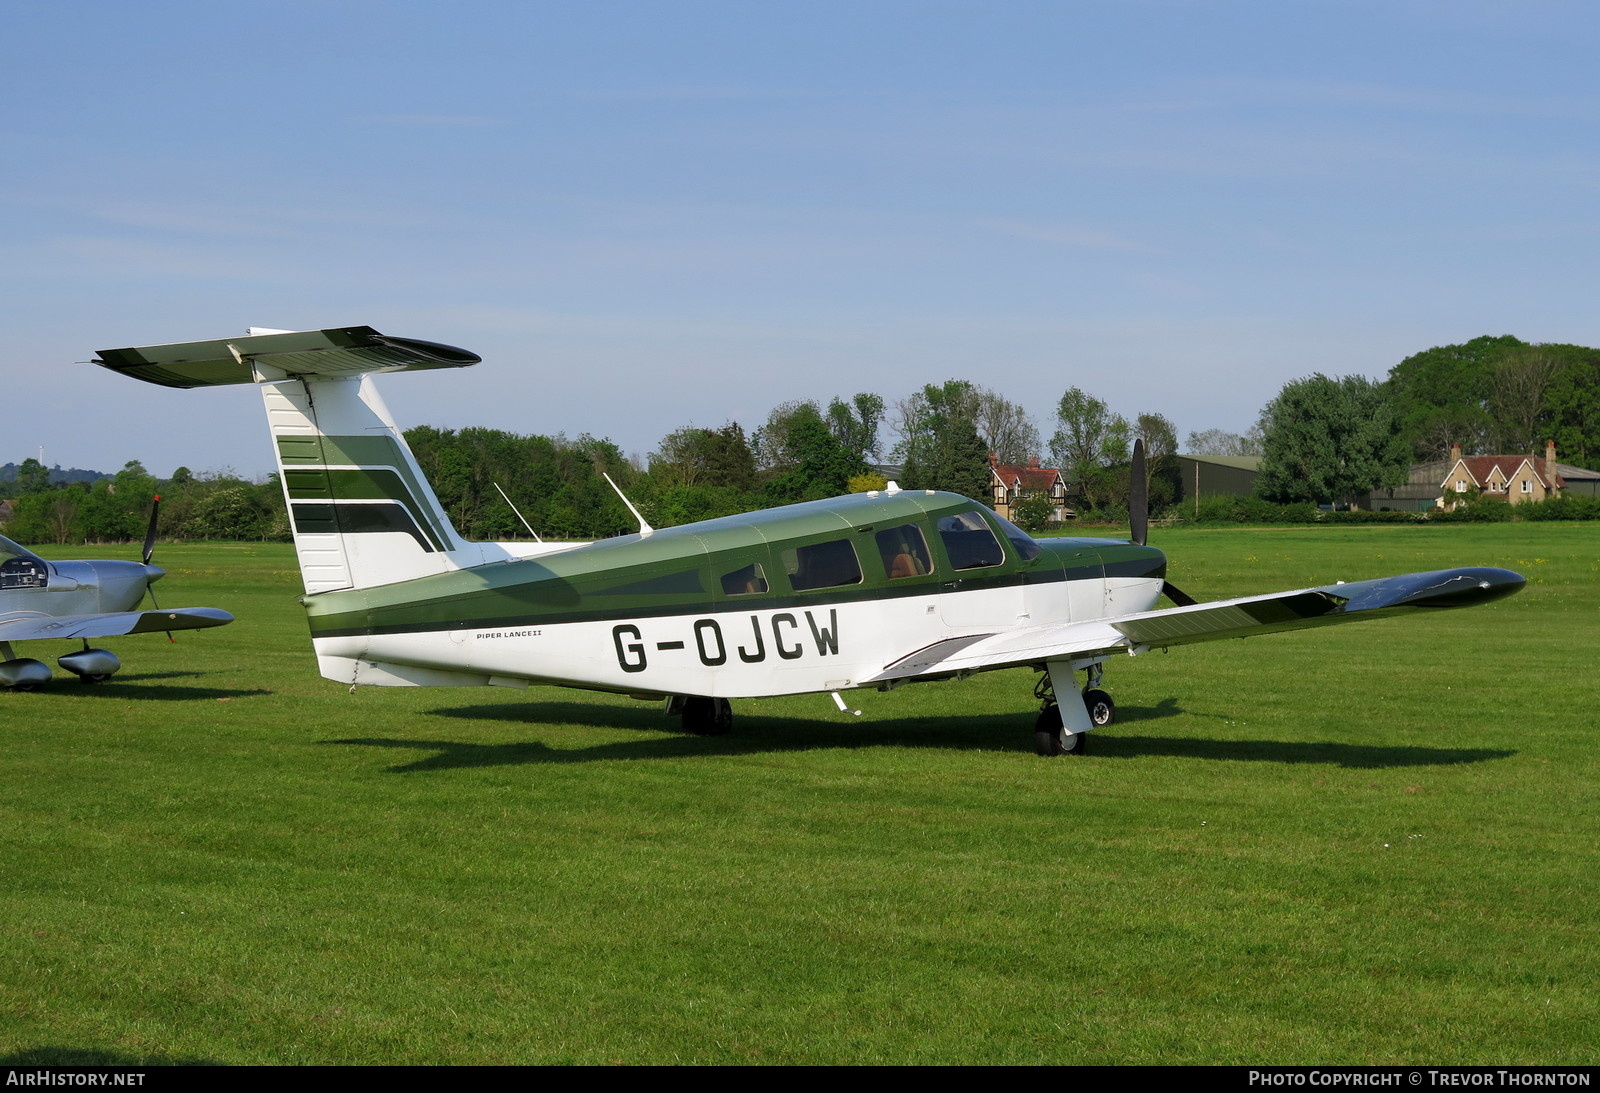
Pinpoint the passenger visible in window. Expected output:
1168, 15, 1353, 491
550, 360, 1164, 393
721, 562, 769, 595
784, 539, 863, 591
875, 524, 934, 579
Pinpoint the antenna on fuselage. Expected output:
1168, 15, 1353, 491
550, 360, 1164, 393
492, 482, 542, 542
603, 472, 654, 537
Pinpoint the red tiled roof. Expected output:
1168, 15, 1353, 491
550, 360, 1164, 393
990, 462, 1063, 490
1451, 456, 1563, 490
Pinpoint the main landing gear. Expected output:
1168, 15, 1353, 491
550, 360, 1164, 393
677, 695, 733, 736
1033, 663, 1116, 757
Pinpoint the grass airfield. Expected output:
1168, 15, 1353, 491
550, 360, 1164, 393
2, 525, 1595, 1065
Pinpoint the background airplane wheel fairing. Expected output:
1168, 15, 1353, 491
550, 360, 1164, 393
681, 696, 733, 736
1083, 689, 1116, 727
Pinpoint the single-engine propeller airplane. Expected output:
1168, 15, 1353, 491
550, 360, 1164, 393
91, 326, 1524, 753
1, 498, 233, 689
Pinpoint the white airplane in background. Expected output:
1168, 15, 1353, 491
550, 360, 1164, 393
1, 500, 232, 689
91, 326, 1523, 754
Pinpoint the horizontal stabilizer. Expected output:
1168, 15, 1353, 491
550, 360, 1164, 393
867, 566, 1524, 684
94, 326, 479, 389
0, 608, 234, 642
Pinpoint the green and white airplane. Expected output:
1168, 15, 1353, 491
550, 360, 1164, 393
1, 500, 233, 688
93, 326, 1524, 754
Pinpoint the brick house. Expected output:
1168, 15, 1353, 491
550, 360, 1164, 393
1440, 441, 1564, 507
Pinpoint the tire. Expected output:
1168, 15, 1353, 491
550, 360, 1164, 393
681, 696, 733, 736
1033, 705, 1088, 757
1083, 689, 1115, 727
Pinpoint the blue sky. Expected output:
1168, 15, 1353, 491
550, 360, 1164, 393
4, 1, 1597, 478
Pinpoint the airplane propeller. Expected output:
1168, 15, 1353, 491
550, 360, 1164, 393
142, 494, 161, 567
139, 496, 175, 637
1129, 438, 1199, 607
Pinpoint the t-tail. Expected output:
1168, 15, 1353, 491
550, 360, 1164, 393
94, 325, 558, 595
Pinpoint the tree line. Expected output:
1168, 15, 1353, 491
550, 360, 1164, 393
5, 332, 1597, 544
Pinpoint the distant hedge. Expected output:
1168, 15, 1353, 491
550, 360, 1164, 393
1172, 495, 1600, 526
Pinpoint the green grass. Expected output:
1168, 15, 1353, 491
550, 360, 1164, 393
2, 527, 1596, 1064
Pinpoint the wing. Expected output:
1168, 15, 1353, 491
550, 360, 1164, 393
0, 608, 234, 642
868, 566, 1524, 684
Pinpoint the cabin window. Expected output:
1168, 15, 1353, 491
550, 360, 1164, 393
720, 562, 769, 595
782, 539, 863, 591
875, 524, 933, 580
936, 510, 1005, 570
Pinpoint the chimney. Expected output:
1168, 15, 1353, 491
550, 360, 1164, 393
1449, 442, 1462, 463
1546, 440, 1559, 491
1028, 455, 1040, 468
989, 451, 998, 467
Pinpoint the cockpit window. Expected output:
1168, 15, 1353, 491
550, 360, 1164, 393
0, 534, 47, 590
936, 510, 1005, 570
987, 509, 1042, 561
0, 534, 41, 564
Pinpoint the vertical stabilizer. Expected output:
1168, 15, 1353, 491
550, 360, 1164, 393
264, 373, 476, 593
94, 325, 512, 595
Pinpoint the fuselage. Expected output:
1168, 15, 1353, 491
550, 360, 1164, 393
0, 533, 162, 622
303, 490, 1167, 698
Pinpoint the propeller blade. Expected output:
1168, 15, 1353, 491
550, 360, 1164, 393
142, 495, 161, 565
1162, 581, 1198, 607
1129, 438, 1149, 547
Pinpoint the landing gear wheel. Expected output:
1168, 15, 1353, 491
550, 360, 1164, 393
1083, 689, 1115, 727
681, 696, 733, 736
78, 674, 113, 684
1033, 705, 1088, 757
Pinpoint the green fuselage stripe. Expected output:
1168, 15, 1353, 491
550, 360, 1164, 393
276, 434, 456, 551
303, 539, 1166, 639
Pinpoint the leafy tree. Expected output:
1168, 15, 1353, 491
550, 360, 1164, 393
15, 457, 51, 495
1013, 494, 1057, 531
825, 394, 886, 464
1386, 335, 1520, 459
894, 380, 995, 495
405, 426, 636, 540
1049, 387, 1130, 511
764, 414, 867, 504
972, 389, 1041, 464
1256, 374, 1409, 506
1544, 352, 1600, 468
1185, 426, 1263, 456
1136, 412, 1180, 509
651, 423, 757, 492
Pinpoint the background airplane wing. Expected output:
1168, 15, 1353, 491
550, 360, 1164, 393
867, 566, 1524, 684
0, 608, 234, 642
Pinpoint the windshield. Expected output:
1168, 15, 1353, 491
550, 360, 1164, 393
985, 508, 1043, 562
0, 533, 42, 563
